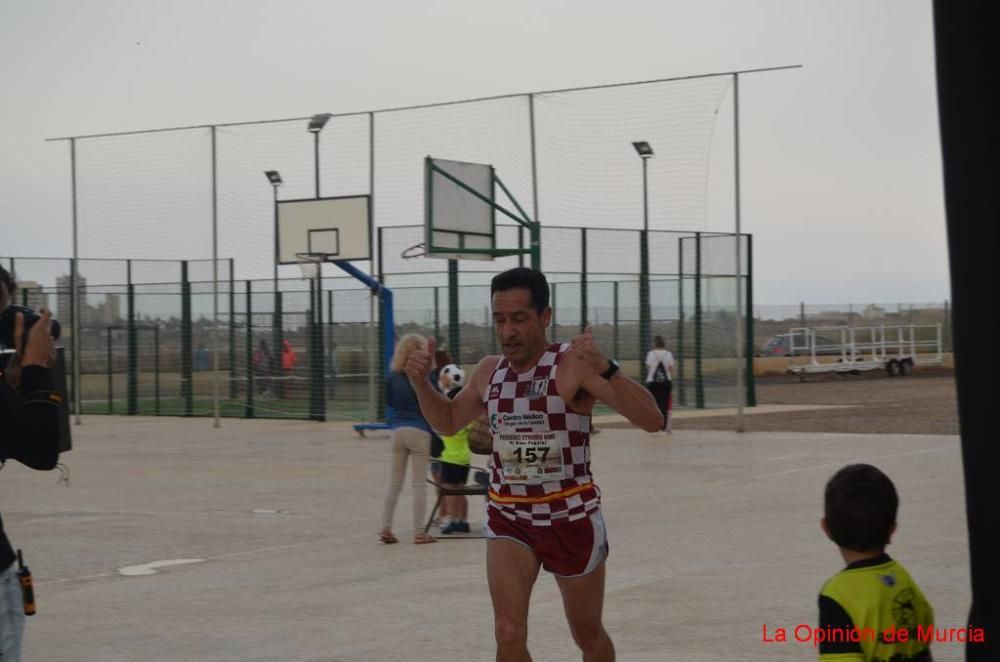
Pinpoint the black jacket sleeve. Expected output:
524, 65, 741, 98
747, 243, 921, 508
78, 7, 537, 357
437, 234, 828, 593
0, 366, 61, 470
818, 594, 864, 656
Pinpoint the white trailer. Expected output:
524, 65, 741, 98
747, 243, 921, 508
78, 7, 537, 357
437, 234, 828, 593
785, 323, 944, 379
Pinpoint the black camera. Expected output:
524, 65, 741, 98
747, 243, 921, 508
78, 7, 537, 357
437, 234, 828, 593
0, 305, 62, 350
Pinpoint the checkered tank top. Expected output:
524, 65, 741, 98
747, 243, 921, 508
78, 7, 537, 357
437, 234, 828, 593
484, 342, 601, 525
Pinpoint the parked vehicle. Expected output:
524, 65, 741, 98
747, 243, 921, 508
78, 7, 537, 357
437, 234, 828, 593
780, 324, 944, 379
762, 333, 843, 357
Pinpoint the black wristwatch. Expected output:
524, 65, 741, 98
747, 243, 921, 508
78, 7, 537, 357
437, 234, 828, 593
600, 359, 620, 380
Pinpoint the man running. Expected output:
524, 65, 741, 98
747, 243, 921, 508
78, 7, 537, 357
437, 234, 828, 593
406, 267, 664, 662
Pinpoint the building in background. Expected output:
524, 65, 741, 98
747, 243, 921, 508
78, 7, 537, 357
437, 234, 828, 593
15, 279, 49, 312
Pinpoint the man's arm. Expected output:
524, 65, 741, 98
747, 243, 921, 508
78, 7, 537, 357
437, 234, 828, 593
407, 350, 498, 435
582, 370, 663, 433
569, 328, 664, 433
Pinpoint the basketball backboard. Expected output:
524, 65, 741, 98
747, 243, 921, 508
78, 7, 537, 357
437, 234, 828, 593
276, 195, 371, 264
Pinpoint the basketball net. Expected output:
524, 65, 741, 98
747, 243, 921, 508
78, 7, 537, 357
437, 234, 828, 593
296, 252, 325, 280
401, 242, 425, 260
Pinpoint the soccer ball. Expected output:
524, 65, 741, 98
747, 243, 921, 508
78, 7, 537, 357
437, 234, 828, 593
439, 364, 466, 391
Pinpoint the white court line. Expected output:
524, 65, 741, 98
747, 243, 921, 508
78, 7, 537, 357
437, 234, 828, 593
605, 444, 959, 505
763, 453, 813, 461
14, 508, 313, 521
35, 537, 344, 586
37, 572, 113, 586
754, 445, 958, 480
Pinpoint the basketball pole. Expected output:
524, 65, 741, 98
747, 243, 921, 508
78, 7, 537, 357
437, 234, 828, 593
733, 73, 745, 433
211, 125, 221, 428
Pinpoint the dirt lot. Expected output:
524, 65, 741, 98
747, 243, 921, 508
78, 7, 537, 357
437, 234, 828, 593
671, 368, 959, 434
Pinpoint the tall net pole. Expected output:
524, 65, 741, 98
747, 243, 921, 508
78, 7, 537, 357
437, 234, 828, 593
211, 126, 221, 428
70, 137, 82, 425
733, 74, 745, 431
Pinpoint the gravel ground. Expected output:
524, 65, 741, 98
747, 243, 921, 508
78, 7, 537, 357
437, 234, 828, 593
674, 367, 959, 434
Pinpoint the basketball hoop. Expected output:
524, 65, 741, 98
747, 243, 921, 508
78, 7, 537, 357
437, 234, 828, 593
295, 252, 330, 280
401, 243, 426, 260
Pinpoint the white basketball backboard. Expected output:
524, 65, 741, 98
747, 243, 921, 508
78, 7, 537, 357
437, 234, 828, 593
277, 195, 371, 264
425, 158, 495, 261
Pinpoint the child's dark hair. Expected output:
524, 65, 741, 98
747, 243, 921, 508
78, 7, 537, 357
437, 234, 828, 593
824, 464, 898, 552
490, 268, 549, 314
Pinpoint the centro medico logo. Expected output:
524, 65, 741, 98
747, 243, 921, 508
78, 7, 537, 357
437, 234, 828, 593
490, 413, 499, 431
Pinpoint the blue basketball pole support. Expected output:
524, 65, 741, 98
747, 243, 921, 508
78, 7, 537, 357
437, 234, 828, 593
334, 260, 396, 434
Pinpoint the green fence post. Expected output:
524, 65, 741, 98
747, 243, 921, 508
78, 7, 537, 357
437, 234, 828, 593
273, 291, 283, 400
327, 289, 336, 403
639, 229, 650, 381
613, 281, 619, 360
551, 283, 558, 340
677, 237, 687, 407
181, 261, 193, 416
518, 226, 525, 268
376, 228, 385, 420
745, 234, 756, 407
309, 276, 325, 422
376, 290, 387, 422
448, 260, 459, 360
154, 325, 160, 416
245, 280, 254, 418
695, 233, 705, 409
434, 287, 441, 345
487, 306, 497, 355
229, 259, 237, 400
106, 327, 113, 414
69, 257, 78, 417
126, 261, 137, 415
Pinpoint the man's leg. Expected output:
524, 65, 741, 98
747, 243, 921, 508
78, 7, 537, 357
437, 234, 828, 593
555, 562, 614, 662
487, 539, 541, 662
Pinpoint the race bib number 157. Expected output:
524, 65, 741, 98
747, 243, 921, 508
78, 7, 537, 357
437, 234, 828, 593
498, 432, 566, 484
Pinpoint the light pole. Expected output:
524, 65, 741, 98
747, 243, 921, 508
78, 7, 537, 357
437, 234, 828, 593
307, 113, 332, 199
306, 113, 331, 422
632, 141, 654, 377
264, 170, 282, 290
264, 170, 283, 400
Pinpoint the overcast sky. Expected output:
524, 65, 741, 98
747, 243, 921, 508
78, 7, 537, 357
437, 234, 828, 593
0, 0, 949, 304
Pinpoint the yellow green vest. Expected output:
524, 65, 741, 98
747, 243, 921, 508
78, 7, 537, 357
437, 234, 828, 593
440, 424, 471, 466
820, 556, 933, 661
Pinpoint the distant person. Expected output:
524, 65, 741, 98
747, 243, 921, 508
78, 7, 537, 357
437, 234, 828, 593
436, 364, 472, 534
645, 335, 675, 434
380, 334, 436, 545
281, 339, 297, 374
428, 347, 453, 526
252, 340, 273, 396
195, 343, 210, 371
818, 464, 934, 661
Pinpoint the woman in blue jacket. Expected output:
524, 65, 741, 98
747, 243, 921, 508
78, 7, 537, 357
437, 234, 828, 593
380, 334, 436, 544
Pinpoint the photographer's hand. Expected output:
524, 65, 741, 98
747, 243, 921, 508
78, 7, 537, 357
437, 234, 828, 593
19, 309, 56, 368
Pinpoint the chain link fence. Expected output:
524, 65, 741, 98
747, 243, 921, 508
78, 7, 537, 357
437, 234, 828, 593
4, 226, 753, 421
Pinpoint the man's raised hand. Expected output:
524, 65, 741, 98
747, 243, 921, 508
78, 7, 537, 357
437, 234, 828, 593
569, 325, 609, 374
404, 336, 435, 382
